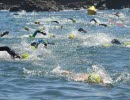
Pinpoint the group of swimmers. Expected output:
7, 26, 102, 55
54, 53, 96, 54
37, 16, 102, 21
0, 8, 127, 86
0, 28, 55, 59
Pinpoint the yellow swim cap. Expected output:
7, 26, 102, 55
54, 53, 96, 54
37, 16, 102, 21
87, 6, 97, 15
103, 43, 111, 47
29, 34, 34, 38
123, 41, 130, 46
21, 54, 29, 59
24, 26, 29, 31
68, 34, 75, 39
88, 73, 101, 84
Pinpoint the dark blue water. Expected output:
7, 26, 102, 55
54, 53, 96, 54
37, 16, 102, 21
0, 9, 130, 100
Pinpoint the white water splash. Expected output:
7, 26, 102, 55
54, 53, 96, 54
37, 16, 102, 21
82, 33, 112, 46
0, 51, 11, 59
114, 72, 130, 84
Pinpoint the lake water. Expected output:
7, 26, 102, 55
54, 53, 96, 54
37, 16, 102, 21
0, 9, 130, 100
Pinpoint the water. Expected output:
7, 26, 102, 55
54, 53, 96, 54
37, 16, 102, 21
0, 9, 130, 100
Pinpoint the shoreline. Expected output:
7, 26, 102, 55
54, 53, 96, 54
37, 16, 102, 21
0, 0, 130, 12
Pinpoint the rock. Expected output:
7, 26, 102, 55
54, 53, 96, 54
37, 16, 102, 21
0, 0, 130, 11
96, 0, 130, 9
10, 6, 21, 12
0, 3, 4, 9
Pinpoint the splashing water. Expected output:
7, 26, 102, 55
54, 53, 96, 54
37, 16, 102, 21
1, 9, 130, 100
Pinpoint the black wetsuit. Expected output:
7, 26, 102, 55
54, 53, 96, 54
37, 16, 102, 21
0, 46, 21, 59
78, 28, 87, 33
31, 39, 55, 48
90, 19, 107, 27
111, 39, 121, 45
51, 21, 59, 24
0, 31, 9, 37
32, 30, 46, 38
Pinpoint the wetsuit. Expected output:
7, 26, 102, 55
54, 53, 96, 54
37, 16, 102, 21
111, 39, 121, 45
0, 31, 9, 37
90, 19, 107, 27
51, 21, 59, 24
0, 46, 21, 59
78, 28, 87, 33
30, 30, 47, 38
31, 39, 55, 48
68, 18, 76, 23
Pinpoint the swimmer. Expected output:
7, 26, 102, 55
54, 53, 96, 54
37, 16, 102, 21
99, 24, 107, 27
29, 28, 47, 38
52, 65, 112, 85
114, 12, 120, 17
111, 39, 121, 45
78, 28, 87, 33
0, 31, 9, 37
0, 46, 21, 59
103, 39, 130, 47
13, 13, 19, 15
35, 21, 40, 25
31, 39, 55, 48
51, 21, 59, 24
68, 18, 76, 23
24, 26, 30, 31
90, 18, 98, 24
90, 19, 107, 27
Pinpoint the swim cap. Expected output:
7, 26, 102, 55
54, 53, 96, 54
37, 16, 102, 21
68, 34, 75, 39
103, 43, 111, 47
29, 34, 33, 38
88, 73, 101, 83
123, 41, 130, 46
21, 54, 29, 59
70, 19, 76, 23
24, 26, 29, 31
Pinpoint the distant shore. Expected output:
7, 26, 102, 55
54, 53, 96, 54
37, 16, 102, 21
0, 0, 130, 12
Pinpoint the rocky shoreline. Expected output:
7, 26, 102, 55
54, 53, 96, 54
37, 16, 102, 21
0, 0, 130, 12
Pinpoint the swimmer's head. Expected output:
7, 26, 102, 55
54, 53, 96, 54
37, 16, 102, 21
24, 26, 29, 31
29, 34, 34, 39
35, 21, 40, 25
88, 73, 101, 84
14, 54, 22, 59
31, 42, 38, 48
68, 34, 75, 39
111, 39, 121, 45
21, 54, 29, 59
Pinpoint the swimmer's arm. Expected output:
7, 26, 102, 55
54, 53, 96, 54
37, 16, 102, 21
61, 71, 89, 82
41, 32, 47, 35
59, 70, 73, 75
48, 42, 55, 45
72, 74, 89, 82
